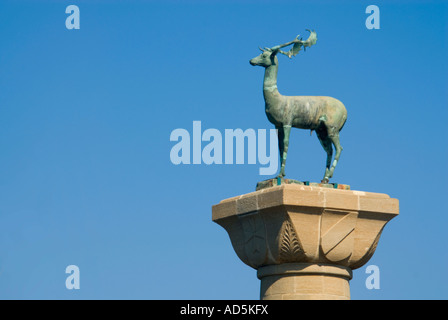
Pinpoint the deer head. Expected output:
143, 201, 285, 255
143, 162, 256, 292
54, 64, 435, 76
249, 29, 317, 67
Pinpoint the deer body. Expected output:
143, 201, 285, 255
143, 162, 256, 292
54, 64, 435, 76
251, 31, 347, 183
262, 60, 347, 130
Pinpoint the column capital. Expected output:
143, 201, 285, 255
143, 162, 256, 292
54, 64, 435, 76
212, 184, 399, 297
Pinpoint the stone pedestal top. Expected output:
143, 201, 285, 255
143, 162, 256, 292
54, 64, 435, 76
213, 184, 398, 221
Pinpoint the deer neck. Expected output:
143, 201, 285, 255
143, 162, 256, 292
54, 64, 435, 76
263, 63, 281, 108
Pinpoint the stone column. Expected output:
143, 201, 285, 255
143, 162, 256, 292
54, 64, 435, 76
212, 184, 399, 300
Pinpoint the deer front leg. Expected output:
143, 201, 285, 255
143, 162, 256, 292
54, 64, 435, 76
278, 125, 291, 177
276, 126, 284, 177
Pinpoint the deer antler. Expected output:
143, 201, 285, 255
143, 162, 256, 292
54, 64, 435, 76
302, 29, 317, 48
270, 30, 317, 58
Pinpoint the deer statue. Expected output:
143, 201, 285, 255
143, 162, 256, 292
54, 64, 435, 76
250, 30, 347, 184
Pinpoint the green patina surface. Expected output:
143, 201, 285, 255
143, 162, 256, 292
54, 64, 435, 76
250, 30, 348, 184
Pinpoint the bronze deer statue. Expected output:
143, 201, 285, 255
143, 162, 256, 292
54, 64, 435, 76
250, 30, 347, 183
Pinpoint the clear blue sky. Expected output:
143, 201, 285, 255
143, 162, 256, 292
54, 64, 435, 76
0, 0, 447, 299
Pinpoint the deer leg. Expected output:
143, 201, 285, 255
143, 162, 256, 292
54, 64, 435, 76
276, 126, 284, 177
326, 128, 343, 181
317, 130, 333, 183
278, 125, 291, 177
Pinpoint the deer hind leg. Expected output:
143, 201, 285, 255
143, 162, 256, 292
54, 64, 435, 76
316, 129, 333, 183
277, 125, 291, 177
326, 127, 343, 182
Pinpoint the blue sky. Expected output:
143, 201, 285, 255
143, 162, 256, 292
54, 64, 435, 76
0, 0, 447, 299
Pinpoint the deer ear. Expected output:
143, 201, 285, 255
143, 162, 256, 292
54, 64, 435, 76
269, 50, 279, 64
270, 49, 279, 57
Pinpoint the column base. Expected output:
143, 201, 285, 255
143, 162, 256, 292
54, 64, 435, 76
257, 263, 352, 300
